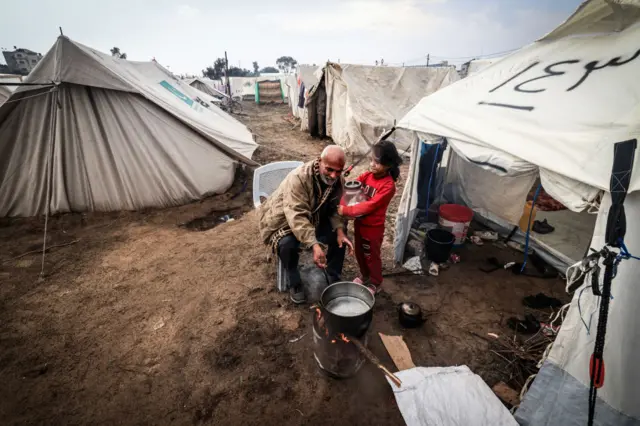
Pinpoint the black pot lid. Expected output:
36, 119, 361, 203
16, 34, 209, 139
400, 302, 422, 316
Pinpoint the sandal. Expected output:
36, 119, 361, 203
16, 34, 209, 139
428, 262, 439, 276
366, 284, 382, 295
533, 219, 555, 234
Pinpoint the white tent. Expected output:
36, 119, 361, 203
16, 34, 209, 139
325, 63, 459, 155
187, 77, 227, 101
0, 36, 258, 217
395, 1, 640, 424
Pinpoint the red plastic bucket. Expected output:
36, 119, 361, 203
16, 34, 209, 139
438, 204, 473, 246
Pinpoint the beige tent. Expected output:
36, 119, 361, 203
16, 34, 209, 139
0, 36, 258, 217
324, 63, 459, 154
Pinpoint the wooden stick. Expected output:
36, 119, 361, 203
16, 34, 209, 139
347, 335, 402, 388
1, 239, 80, 264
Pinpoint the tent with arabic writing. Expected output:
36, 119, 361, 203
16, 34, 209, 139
394, 1, 640, 424
0, 36, 258, 217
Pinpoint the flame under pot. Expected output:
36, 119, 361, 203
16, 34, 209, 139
313, 282, 375, 378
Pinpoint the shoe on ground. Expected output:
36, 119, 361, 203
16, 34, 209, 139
289, 286, 306, 304
366, 284, 382, 295
532, 219, 555, 234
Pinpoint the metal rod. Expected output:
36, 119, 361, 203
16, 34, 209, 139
347, 335, 402, 387
41, 87, 59, 278
0, 82, 55, 87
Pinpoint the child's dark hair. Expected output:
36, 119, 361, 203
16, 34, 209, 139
373, 140, 402, 181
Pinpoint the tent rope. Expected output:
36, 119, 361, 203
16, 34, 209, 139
2, 87, 56, 105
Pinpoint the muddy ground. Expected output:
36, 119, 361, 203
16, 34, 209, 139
0, 102, 568, 425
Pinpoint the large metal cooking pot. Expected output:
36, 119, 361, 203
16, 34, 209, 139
318, 281, 375, 338
313, 281, 375, 378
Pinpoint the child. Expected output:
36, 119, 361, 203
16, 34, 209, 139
338, 141, 402, 294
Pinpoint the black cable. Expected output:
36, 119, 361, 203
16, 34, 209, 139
587, 249, 616, 426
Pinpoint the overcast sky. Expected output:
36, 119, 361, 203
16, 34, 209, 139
2, 0, 582, 75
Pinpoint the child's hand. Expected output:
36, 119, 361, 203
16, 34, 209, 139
337, 205, 344, 216
336, 229, 354, 256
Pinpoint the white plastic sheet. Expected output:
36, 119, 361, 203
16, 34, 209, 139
390, 366, 517, 426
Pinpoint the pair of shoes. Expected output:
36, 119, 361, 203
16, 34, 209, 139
532, 219, 555, 234
289, 286, 306, 304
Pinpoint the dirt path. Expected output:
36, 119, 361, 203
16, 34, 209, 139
0, 102, 567, 425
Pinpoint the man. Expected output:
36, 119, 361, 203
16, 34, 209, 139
258, 146, 353, 304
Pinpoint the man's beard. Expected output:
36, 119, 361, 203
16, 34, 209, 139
320, 173, 336, 186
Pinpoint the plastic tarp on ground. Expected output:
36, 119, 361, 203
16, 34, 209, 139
395, 1, 640, 424
392, 366, 517, 426
0, 36, 258, 217
325, 63, 459, 155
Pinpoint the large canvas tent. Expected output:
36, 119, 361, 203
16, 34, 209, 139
0, 36, 258, 217
324, 63, 459, 154
394, 0, 640, 424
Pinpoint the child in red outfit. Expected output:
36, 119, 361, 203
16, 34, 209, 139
338, 141, 402, 294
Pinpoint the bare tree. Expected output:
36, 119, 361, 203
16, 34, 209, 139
276, 56, 297, 74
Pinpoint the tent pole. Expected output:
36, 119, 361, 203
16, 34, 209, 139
40, 86, 59, 278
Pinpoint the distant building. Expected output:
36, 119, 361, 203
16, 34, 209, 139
2, 48, 43, 75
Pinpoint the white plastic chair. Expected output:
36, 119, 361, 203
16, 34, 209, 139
253, 161, 303, 291
253, 161, 303, 208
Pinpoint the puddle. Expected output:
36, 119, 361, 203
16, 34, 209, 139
180, 215, 224, 231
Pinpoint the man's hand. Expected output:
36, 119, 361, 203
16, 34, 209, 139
336, 228, 354, 256
313, 244, 327, 269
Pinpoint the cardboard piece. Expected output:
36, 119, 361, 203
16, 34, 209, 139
378, 333, 416, 371
492, 381, 520, 407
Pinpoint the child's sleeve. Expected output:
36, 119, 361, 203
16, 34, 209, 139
341, 181, 395, 217
356, 172, 369, 183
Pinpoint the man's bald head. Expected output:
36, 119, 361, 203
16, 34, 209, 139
319, 145, 346, 185
321, 145, 345, 164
